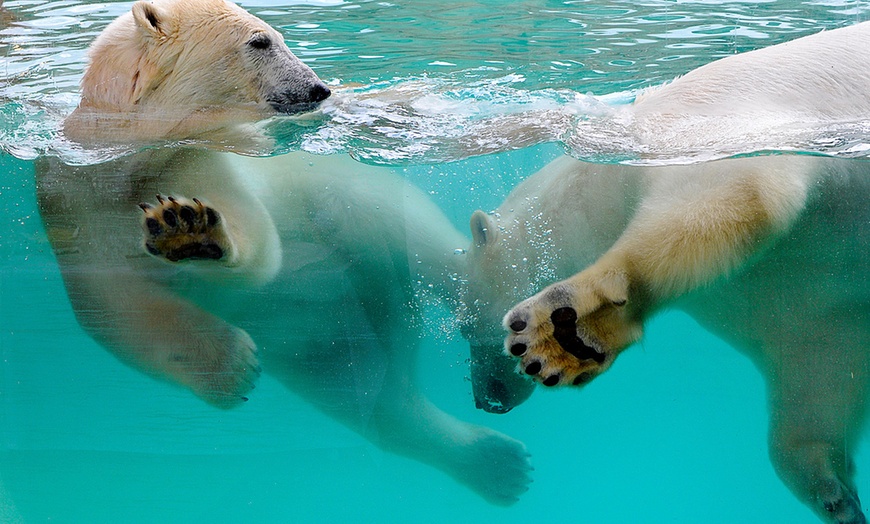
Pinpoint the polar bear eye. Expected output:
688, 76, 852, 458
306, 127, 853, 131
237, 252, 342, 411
248, 33, 272, 50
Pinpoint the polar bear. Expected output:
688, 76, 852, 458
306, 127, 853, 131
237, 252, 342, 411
36, 0, 531, 505
464, 23, 870, 523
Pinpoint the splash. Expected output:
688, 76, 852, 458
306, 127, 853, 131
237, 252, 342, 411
3, 0, 870, 167
5, 74, 870, 167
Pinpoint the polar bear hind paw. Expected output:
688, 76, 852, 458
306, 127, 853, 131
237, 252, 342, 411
453, 429, 533, 506
819, 478, 866, 524
139, 195, 229, 262
174, 325, 262, 410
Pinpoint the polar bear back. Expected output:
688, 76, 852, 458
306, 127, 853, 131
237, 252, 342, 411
634, 22, 870, 120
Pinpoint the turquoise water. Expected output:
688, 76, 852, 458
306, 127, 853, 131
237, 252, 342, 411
1, 1, 869, 523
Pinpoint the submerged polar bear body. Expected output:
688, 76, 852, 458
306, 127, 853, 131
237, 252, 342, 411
465, 22, 870, 524
468, 153, 870, 523
37, 0, 532, 505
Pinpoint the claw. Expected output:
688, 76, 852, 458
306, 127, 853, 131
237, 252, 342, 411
156, 194, 165, 204
138, 202, 152, 212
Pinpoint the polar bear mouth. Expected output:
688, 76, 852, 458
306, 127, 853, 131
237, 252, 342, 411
268, 100, 325, 115
267, 83, 332, 115
476, 395, 512, 414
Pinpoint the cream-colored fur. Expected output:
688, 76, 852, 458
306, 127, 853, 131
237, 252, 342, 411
465, 23, 870, 524
36, 0, 532, 505
64, 0, 329, 144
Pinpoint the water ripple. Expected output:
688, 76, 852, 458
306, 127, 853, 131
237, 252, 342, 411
1, 0, 869, 165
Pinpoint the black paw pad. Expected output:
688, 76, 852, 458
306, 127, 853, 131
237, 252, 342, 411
145, 217, 162, 236
162, 208, 178, 228
179, 205, 196, 225
164, 243, 224, 262
205, 207, 220, 226
524, 361, 542, 376
572, 372, 593, 386
509, 319, 527, 332
550, 307, 605, 364
551, 306, 577, 326
542, 374, 560, 387
509, 343, 527, 356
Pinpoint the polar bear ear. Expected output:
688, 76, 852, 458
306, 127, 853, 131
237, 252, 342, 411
470, 210, 496, 248
132, 1, 171, 39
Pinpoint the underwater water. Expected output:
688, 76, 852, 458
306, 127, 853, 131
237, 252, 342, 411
1, 0, 869, 522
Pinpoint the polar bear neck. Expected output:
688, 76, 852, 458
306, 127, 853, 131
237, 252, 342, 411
495, 157, 647, 275
77, 13, 167, 113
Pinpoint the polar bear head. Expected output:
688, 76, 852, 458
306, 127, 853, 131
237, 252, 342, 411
462, 211, 536, 414
68, 0, 330, 141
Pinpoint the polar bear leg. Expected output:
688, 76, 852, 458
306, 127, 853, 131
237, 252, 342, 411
767, 315, 868, 524
502, 256, 640, 386
266, 333, 532, 505
63, 269, 260, 408
138, 152, 282, 285
505, 156, 815, 385
37, 156, 262, 409
367, 385, 534, 506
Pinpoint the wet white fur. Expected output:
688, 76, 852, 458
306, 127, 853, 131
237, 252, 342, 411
469, 22, 870, 523
37, 0, 532, 505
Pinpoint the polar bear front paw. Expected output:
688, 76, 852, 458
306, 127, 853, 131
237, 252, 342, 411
503, 268, 643, 387
139, 195, 231, 263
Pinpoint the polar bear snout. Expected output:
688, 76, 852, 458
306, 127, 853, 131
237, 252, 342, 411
252, 36, 332, 114
309, 83, 332, 103
474, 379, 513, 414
266, 81, 331, 114
469, 343, 536, 413
267, 81, 331, 114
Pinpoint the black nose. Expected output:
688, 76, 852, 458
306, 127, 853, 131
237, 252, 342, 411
310, 83, 331, 103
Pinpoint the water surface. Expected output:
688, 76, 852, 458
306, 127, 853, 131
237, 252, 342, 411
1, 1, 869, 522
